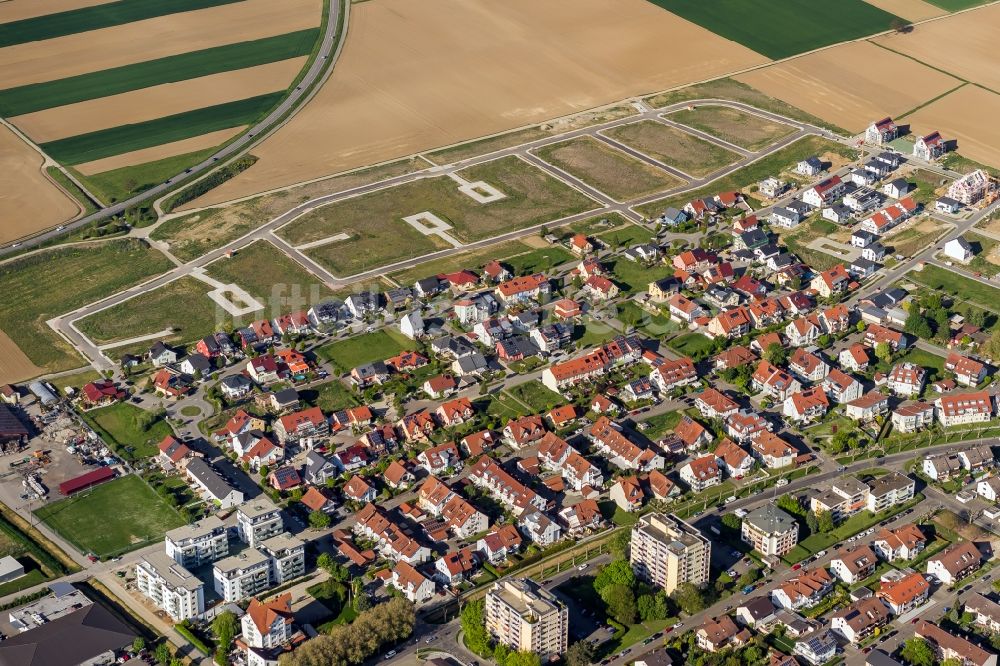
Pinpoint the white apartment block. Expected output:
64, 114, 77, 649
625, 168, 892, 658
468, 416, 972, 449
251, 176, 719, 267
136, 552, 205, 621
260, 533, 306, 585
165, 516, 229, 568
742, 505, 799, 557
630, 513, 710, 595
485, 579, 568, 661
213, 548, 272, 602
237, 499, 284, 548
866, 472, 915, 513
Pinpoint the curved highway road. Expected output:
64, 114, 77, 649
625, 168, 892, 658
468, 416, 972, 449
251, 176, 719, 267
2, 0, 348, 256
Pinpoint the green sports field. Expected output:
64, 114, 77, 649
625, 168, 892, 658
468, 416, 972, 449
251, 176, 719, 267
0, 29, 319, 117
0, 0, 241, 48
40, 92, 284, 164
35, 475, 185, 558
647, 0, 903, 60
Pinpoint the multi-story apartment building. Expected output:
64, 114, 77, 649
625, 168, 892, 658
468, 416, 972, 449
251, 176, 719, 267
241, 594, 296, 666
260, 533, 306, 585
866, 472, 915, 513
484, 579, 568, 661
810, 476, 869, 522
237, 499, 284, 548
165, 516, 229, 568
936, 391, 994, 427
136, 552, 205, 621
630, 513, 710, 595
213, 549, 272, 602
273, 406, 330, 444
741, 505, 798, 557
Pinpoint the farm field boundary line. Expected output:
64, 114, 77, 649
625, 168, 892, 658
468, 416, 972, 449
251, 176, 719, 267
0, 28, 320, 117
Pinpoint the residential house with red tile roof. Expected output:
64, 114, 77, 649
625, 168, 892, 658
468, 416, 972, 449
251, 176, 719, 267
878, 571, 930, 615
588, 416, 663, 471
845, 391, 889, 422
935, 391, 994, 427
436, 397, 474, 427
752, 431, 797, 468
695, 388, 739, 420
707, 306, 752, 339
945, 352, 988, 387
714, 438, 752, 477
772, 568, 833, 610
823, 368, 863, 404
810, 264, 851, 298
274, 407, 329, 444
610, 476, 645, 512
788, 348, 829, 383
354, 503, 431, 564
752, 361, 801, 401
679, 455, 721, 492
783, 387, 829, 423
495, 273, 550, 303
874, 523, 926, 562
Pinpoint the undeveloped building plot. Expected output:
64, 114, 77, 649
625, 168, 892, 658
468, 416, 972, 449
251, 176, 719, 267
861, 0, 946, 21
875, 4, 1000, 92
903, 85, 1000, 170
602, 121, 740, 177
735, 41, 961, 133
533, 136, 683, 202
74, 127, 244, 176
0, 124, 80, 243
666, 105, 795, 151
189, 0, 767, 204
0, 0, 320, 89
11, 59, 305, 143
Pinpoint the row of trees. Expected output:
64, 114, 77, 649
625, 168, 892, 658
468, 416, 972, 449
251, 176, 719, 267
279, 597, 414, 666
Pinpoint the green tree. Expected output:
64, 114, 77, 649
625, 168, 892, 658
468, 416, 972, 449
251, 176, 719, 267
988, 327, 1000, 361
857, 321, 866, 333
671, 582, 707, 615
566, 640, 595, 666
905, 310, 933, 339
721, 513, 741, 531
154, 643, 171, 665
600, 584, 638, 625
805, 510, 818, 534
132, 637, 146, 653
817, 510, 835, 533
874, 342, 892, 363
764, 342, 787, 367
776, 493, 803, 517
901, 637, 935, 666
309, 511, 331, 530
506, 651, 542, 666
593, 559, 636, 592
609, 529, 631, 559
461, 599, 491, 656
212, 610, 238, 665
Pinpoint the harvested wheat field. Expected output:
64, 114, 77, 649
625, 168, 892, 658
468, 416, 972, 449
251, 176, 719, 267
875, 4, 1000, 91
861, 0, 946, 21
0, 124, 79, 243
12, 58, 305, 143
0, 0, 320, 89
191, 0, 767, 205
0, 330, 43, 384
74, 127, 244, 175
904, 86, 1000, 170
0, 0, 113, 23
736, 41, 960, 133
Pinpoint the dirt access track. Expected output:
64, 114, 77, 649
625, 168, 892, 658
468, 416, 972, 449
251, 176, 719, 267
188, 0, 768, 207
735, 40, 961, 133
0, 124, 81, 244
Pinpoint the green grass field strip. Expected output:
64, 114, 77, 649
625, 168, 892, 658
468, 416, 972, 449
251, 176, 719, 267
0, 29, 319, 117
41, 92, 283, 164
74, 147, 220, 205
0, 0, 243, 48
924, 0, 990, 10
646, 0, 902, 60
45, 167, 99, 213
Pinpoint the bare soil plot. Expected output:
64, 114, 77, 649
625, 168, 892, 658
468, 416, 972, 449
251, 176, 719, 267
0, 0, 114, 23
883, 216, 949, 257
12, 58, 304, 143
204, 240, 335, 314
533, 136, 682, 202
735, 41, 961, 134
74, 126, 242, 175
875, 4, 1000, 92
861, 0, 946, 21
903, 85, 1000, 170
0, 330, 43, 384
196, 0, 767, 203
602, 121, 740, 177
76, 276, 223, 346
0, 0, 320, 89
666, 105, 795, 151
0, 124, 79, 243
154, 158, 424, 262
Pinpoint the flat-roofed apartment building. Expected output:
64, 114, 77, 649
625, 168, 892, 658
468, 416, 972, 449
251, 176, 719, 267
136, 551, 205, 621
742, 505, 799, 557
485, 578, 568, 660
237, 499, 284, 548
165, 516, 229, 568
260, 533, 305, 584
630, 513, 710, 595
213, 548, 272, 602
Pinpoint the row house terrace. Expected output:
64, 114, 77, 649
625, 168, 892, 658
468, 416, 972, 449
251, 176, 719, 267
353, 503, 431, 564
588, 416, 664, 471
936, 391, 994, 427
537, 432, 604, 491
467, 457, 547, 515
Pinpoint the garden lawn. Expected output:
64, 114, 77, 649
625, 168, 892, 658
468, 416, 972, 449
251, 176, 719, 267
205, 240, 334, 312
635, 136, 857, 219
667, 106, 795, 151
0, 30, 319, 116
35, 475, 184, 558
315, 330, 409, 372
82, 402, 173, 459
503, 247, 575, 275
75, 276, 223, 346
609, 257, 672, 296
908, 264, 1000, 308
0, 240, 173, 372
638, 410, 683, 440
573, 322, 619, 349
597, 224, 656, 248
617, 302, 677, 338
534, 136, 682, 201
646, 0, 903, 60
300, 380, 358, 412
0, 562, 47, 597
41, 93, 284, 164
506, 381, 564, 413
667, 332, 715, 358
603, 121, 739, 178
897, 348, 946, 378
